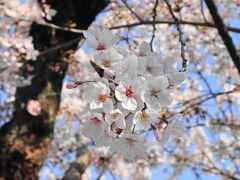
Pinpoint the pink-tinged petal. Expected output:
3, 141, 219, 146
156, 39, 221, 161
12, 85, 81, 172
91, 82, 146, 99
66, 82, 78, 89
153, 128, 162, 142
122, 97, 137, 111
103, 69, 115, 79
139, 41, 151, 56
27, 100, 41, 116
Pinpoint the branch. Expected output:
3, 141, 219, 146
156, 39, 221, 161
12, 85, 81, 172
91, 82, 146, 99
38, 21, 84, 34
200, 0, 209, 23
163, 0, 187, 72
205, 0, 240, 74
38, 37, 85, 57
110, 20, 240, 33
121, 0, 143, 22
149, 0, 159, 52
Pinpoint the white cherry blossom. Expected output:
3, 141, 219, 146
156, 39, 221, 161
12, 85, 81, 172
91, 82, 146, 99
83, 24, 118, 54
161, 121, 187, 145
115, 55, 138, 81
82, 81, 113, 113
110, 134, 147, 161
94, 48, 123, 72
142, 76, 172, 110
115, 79, 143, 111
138, 55, 164, 77
105, 109, 126, 129
94, 127, 115, 147
138, 41, 151, 57
166, 72, 186, 87
82, 113, 106, 142
133, 109, 158, 131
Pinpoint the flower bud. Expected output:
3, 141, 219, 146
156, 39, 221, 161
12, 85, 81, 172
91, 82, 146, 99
66, 82, 78, 89
151, 123, 162, 142
103, 69, 115, 79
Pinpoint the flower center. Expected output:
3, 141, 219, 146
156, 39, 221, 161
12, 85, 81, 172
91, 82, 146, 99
125, 138, 137, 146
97, 43, 106, 51
168, 79, 174, 89
140, 111, 148, 122
151, 88, 159, 97
139, 51, 146, 57
125, 87, 134, 97
98, 94, 107, 102
91, 117, 102, 125
146, 65, 152, 72
111, 112, 120, 120
103, 58, 112, 68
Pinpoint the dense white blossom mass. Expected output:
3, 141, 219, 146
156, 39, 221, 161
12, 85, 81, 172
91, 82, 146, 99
67, 24, 186, 161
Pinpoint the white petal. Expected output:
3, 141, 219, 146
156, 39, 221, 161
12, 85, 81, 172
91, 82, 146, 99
115, 83, 125, 101
122, 97, 137, 111
115, 116, 126, 129
168, 72, 186, 85
152, 76, 169, 90
103, 99, 113, 113
139, 41, 151, 55
133, 111, 141, 124
159, 91, 172, 107
161, 130, 170, 145
83, 31, 98, 48
90, 101, 102, 109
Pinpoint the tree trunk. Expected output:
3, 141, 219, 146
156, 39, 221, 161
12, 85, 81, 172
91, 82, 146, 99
0, 0, 108, 179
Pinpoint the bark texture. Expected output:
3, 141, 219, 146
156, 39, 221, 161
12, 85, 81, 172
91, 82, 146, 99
0, 0, 108, 179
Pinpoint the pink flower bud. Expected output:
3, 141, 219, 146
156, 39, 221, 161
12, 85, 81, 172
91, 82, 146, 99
153, 128, 162, 142
103, 69, 115, 79
27, 100, 41, 116
66, 82, 78, 89
151, 123, 162, 142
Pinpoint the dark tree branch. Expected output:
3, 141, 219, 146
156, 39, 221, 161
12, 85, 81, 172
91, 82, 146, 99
150, 0, 159, 52
205, 0, 240, 74
110, 20, 240, 33
163, 0, 188, 72
37, 19, 240, 34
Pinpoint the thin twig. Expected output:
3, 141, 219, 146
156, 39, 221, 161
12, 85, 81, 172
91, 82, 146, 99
38, 21, 85, 33
121, 0, 143, 22
150, 0, 159, 52
110, 20, 240, 33
38, 37, 84, 57
200, 0, 208, 23
163, 0, 187, 72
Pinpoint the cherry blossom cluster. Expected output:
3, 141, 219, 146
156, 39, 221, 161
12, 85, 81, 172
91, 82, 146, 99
67, 24, 186, 161
0, 0, 57, 88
